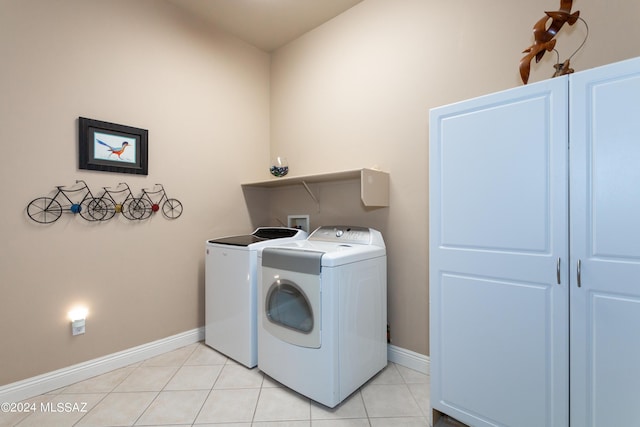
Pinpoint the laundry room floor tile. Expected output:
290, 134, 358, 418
397, 364, 430, 384
408, 382, 431, 417
367, 362, 406, 385
73, 391, 156, 427
134, 389, 208, 425
184, 343, 228, 365
113, 366, 179, 392
4, 342, 432, 427
313, 419, 370, 426
195, 388, 260, 424
213, 364, 264, 389
251, 422, 309, 427
370, 417, 430, 426
60, 366, 136, 394
310, 391, 367, 420
141, 343, 198, 366
164, 364, 222, 390
361, 383, 424, 418
253, 386, 311, 422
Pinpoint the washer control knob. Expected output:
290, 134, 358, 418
336, 229, 344, 237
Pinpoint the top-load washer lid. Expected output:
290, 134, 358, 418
253, 228, 302, 239
207, 227, 305, 247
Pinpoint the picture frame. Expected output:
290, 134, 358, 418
78, 117, 148, 175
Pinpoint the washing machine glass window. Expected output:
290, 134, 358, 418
266, 279, 313, 333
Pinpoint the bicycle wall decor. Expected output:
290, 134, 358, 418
27, 181, 183, 224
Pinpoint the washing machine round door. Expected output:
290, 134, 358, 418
266, 280, 313, 332
262, 267, 321, 348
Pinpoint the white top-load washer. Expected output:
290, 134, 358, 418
258, 225, 387, 407
205, 227, 308, 368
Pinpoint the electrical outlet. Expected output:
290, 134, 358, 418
71, 319, 86, 336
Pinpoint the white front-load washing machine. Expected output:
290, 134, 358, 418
258, 225, 387, 407
205, 227, 307, 368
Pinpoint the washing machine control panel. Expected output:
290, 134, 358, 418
308, 226, 371, 244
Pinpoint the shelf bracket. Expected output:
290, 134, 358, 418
301, 180, 320, 212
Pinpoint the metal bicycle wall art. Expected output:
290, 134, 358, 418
85, 182, 152, 221
139, 184, 183, 219
26, 181, 182, 224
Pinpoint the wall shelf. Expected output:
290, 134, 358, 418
241, 168, 389, 207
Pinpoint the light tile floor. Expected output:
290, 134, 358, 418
1, 342, 431, 427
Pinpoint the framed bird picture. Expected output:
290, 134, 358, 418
78, 117, 148, 175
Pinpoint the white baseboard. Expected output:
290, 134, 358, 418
387, 344, 430, 375
0, 329, 426, 404
0, 327, 204, 403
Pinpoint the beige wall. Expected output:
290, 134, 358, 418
0, 0, 269, 385
269, 0, 640, 356
2, 0, 640, 387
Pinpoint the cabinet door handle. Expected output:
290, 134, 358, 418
556, 257, 561, 285
577, 259, 582, 287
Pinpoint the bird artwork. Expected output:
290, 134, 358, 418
519, 0, 582, 84
96, 139, 130, 160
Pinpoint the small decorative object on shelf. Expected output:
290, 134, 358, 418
519, 0, 588, 84
270, 156, 289, 177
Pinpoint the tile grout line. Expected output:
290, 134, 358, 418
69, 361, 144, 427
156, 343, 205, 426
250, 372, 266, 425
190, 354, 225, 427
70, 392, 110, 427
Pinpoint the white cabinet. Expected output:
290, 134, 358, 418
429, 56, 640, 427
429, 76, 569, 427
569, 58, 640, 427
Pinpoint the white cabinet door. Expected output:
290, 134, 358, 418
569, 56, 640, 427
429, 77, 569, 427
